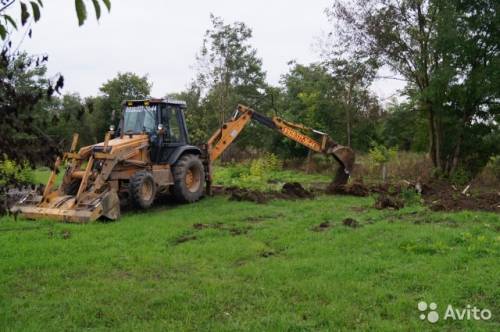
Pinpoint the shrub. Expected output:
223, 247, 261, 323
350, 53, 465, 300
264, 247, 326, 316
487, 155, 500, 180
369, 143, 398, 181
0, 158, 35, 186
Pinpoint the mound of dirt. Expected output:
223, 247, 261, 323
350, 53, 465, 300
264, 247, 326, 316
226, 183, 314, 204
342, 218, 360, 228
326, 181, 369, 197
228, 188, 269, 204
425, 190, 499, 212
312, 221, 332, 232
281, 182, 314, 199
374, 194, 404, 210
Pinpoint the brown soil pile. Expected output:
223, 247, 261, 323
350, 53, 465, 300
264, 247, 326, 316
374, 195, 404, 210
342, 218, 360, 228
422, 182, 499, 212
312, 221, 332, 232
222, 177, 498, 212
227, 182, 314, 204
282, 182, 315, 199
228, 188, 269, 204
326, 178, 498, 212
326, 181, 369, 197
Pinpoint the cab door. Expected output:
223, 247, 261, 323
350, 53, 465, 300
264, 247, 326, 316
156, 104, 187, 163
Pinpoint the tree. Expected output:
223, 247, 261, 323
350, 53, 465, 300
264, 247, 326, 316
327, 0, 499, 176
0, 0, 111, 39
381, 101, 428, 151
0, 51, 63, 165
323, 58, 377, 147
280, 62, 381, 156
87, 72, 152, 140
195, 14, 267, 128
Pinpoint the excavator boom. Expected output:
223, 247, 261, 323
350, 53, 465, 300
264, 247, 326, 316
207, 105, 355, 185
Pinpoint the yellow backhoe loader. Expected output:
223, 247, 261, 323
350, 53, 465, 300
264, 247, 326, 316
10, 100, 354, 223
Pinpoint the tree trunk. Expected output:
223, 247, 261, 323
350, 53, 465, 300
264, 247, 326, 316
346, 82, 353, 147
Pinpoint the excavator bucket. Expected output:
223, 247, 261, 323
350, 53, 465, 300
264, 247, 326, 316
329, 144, 356, 186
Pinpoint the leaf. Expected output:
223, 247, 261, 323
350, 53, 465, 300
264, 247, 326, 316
30, 2, 41, 22
75, 0, 87, 26
37, 0, 43, 7
91, 0, 101, 19
0, 24, 6, 40
20, 2, 30, 26
4, 14, 18, 29
101, 0, 111, 11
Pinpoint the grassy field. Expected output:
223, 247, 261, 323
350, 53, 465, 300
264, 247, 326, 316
0, 169, 499, 331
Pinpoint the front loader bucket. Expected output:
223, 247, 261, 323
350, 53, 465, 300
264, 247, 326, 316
329, 145, 355, 186
10, 190, 120, 223
9, 132, 124, 223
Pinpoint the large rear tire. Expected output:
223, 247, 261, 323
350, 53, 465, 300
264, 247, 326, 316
172, 154, 205, 203
130, 171, 156, 209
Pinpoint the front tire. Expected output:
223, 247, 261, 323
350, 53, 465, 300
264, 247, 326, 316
172, 154, 205, 203
130, 171, 156, 209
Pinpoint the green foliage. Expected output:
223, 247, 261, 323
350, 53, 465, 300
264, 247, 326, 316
0, 158, 34, 186
190, 14, 269, 151
487, 155, 500, 180
216, 153, 283, 190
448, 167, 471, 186
369, 143, 397, 165
85, 72, 152, 141
382, 102, 428, 152
0, 52, 64, 165
327, 0, 499, 175
0, 0, 111, 39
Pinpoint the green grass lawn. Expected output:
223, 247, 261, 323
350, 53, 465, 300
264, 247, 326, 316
0, 191, 498, 330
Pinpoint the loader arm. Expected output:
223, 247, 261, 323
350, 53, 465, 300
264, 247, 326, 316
207, 105, 355, 185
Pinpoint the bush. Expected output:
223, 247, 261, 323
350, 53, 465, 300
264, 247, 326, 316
248, 152, 282, 178
0, 158, 35, 186
487, 155, 500, 180
369, 143, 398, 181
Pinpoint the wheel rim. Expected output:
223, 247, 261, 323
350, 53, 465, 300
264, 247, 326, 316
185, 167, 201, 193
141, 179, 154, 201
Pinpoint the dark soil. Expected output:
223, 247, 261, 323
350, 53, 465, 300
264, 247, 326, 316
226, 182, 314, 204
312, 221, 332, 232
422, 183, 500, 212
220, 177, 498, 213
374, 195, 404, 210
192, 222, 251, 236
282, 182, 314, 199
326, 181, 369, 197
260, 251, 276, 258
326, 178, 499, 213
227, 187, 270, 204
342, 218, 360, 228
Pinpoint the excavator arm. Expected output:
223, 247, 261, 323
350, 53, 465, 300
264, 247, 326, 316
206, 105, 355, 186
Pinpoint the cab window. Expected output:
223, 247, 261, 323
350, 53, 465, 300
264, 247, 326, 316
161, 106, 182, 143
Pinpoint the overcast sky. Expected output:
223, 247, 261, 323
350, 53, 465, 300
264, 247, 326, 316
6, 0, 404, 100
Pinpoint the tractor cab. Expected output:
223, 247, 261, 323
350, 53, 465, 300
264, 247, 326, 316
121, 99, 189, 143
120, 99, 195, 163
